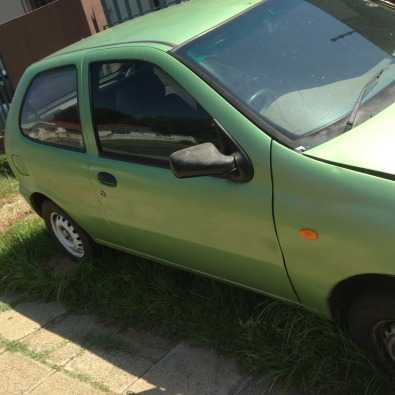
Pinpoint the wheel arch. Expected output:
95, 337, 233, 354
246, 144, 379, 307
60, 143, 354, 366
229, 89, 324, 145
30, 192, 51, 217
329, 273, 395, 323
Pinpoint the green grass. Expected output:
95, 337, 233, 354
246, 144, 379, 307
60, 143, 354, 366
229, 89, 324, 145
0, 216, 392, 394
63, 369, 112, 393
0, 154, 12, 178
0, 176, 18, 200
0, 336, 51, 363
0, 332, 111, 393
0, 154, 17, 200
0, 301, 12, 313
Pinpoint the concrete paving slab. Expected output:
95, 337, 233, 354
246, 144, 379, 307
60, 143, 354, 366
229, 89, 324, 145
65, 348, 154, 394
0, 352, 53, 394
22, 314, 97, 355
118, 327, 175, 363
126, 343, 247, 395
0, 301, 66, 341
22, 327, 69, 355
47, 341, 83, 366
60, 324, 173, 393
0, 293, 23, 309
62, 326, 176, 393
45, 314, 99, 342
30, 372, 105, 395
22, 314, 127, 366
22, 327, 83, 367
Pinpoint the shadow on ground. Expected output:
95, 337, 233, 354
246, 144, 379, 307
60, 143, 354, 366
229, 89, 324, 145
0, 219, 391, 395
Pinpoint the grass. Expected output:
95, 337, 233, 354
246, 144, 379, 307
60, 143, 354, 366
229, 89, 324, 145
0, 301, 11, 313
63, 369, 112, 393
0, 174, 18, 201
0, 154, 32, 233
1, 336, 51, 363
0, 154, 12, 178
0, 155, 392, 394
0, 218, 392, 394
0, 333, 112, 394
0, 154, 18, 200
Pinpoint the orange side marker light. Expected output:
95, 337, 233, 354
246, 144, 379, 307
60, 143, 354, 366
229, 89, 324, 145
299, 228, 319, 240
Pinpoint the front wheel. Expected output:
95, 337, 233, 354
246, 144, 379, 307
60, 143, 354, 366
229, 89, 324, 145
347, 290, 395, 374
42, 200, 94, 261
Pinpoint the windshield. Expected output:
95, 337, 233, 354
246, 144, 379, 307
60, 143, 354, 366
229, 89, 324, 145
175, 0, 395, 149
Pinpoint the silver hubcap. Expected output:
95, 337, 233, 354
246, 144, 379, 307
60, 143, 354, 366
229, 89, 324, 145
374, 321, 395, 362
50, 212, 85, 258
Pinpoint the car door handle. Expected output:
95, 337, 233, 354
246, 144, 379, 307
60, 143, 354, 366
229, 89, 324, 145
98, 172, 117, 187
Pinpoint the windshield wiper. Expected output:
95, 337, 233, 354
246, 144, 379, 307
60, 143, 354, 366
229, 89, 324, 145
344, 62, 394, 132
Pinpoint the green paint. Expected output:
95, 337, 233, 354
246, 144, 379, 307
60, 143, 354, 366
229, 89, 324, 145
5, 0, 395, 322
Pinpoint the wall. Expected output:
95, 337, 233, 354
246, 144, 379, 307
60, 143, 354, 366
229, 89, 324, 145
81, 0, 108, 34
101, 0, 180, 26
0, 0, 106, 88
101, 0, 154, 26
0, 0, 26, 25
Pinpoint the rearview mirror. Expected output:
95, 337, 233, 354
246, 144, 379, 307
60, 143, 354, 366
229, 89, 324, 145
169, 143, 237, 179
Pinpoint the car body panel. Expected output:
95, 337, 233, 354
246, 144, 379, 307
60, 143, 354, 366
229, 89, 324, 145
306, 102, 395, 177
5, 52, 110, 240
79, 45, 297, 302
5, 43, 298, 304
273, 140, 395, 315
5, 0, 395, 321
50, 0, 262, 58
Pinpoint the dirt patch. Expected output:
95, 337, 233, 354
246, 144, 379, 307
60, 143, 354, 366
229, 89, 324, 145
0, 195, 33, 233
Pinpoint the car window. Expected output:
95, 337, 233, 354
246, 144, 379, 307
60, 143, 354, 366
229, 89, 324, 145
176, 0, 395, 149
20, 66, 84, 150
90, 60, 233, 164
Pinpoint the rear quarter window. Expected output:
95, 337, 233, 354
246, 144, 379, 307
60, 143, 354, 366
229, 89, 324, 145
20, 66, 84, 151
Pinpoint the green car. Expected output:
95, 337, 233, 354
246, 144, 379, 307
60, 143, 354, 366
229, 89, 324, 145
5, 0, 395, 371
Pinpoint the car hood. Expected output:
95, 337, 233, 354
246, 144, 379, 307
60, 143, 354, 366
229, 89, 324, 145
306, 102, 395, 178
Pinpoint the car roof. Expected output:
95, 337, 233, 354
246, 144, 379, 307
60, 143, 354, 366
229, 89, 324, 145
50, 0, 261, 58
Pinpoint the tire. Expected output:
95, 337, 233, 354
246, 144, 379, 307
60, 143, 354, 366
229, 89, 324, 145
42, 200, 94, 261
347, 289, 395, 374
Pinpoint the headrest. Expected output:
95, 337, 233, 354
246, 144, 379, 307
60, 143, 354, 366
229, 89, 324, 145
134, 71, 166, 99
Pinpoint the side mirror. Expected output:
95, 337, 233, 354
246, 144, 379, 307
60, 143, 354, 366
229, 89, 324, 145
169, 143, 237, 179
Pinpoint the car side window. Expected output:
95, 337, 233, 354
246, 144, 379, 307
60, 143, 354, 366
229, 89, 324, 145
20, 66, 84, 151
90, 60, 234, 164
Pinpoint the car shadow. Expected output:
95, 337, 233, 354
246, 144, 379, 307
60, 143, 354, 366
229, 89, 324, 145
0, 226, 285, 394
0, 223, 378, 395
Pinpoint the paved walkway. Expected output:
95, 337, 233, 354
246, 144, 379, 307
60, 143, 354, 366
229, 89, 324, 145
0, 295, 294, 395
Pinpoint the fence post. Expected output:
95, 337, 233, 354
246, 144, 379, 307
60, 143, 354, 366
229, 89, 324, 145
136, 0, 143, 14
111, 0, 123, 24
101, 0, 186, 26
124, 0, 133, 19
101, 0, 113, 26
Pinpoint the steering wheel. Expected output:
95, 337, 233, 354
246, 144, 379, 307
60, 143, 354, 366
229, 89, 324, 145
247, 88, 276, 111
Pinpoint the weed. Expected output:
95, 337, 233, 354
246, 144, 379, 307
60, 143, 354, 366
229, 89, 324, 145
0, 217, 392, 394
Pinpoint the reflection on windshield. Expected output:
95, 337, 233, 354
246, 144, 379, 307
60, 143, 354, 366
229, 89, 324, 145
176, 0, 395, 148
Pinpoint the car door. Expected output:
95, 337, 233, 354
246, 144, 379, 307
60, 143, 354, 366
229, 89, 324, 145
7, 57, 106, 239
81, 46, 297, 302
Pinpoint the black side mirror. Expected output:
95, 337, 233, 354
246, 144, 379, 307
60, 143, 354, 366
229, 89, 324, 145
169, 143, 238, 179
